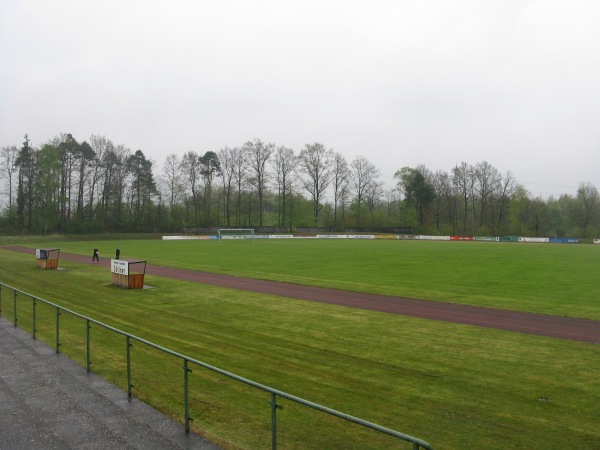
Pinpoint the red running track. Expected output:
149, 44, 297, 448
5, 246, 599, 343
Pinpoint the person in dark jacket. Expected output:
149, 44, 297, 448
92, 248, 99, 263
115, 247, 120, 260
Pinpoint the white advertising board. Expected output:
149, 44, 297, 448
518, 237, 549, 243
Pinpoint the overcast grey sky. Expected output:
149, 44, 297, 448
1, 0, 599, 198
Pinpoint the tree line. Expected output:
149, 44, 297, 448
1, 133, 599, 238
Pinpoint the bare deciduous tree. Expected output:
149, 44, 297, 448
432, 170, 454, 233
231, 146, 247, 226
160, 153, 186, 226
0, 145, 19, 212
297, 142, 334, 226
492, 170, 518, 235
452, 162, 476, 234
180, 151, 201, 229
245, 138, 274, 229
474, 161, 501, 228
350, 155, 380, 226
218, 146, 236, 227
331, 152, 350, 229
271, 146, 296, 229
88, 135, 115, 219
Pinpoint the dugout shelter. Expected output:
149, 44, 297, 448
111, 259, 147, 289
36, 248, 60, 270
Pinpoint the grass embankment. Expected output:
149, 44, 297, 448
1, 240, 599, 449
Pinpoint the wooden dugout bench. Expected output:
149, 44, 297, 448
111, 259, 147, 289
36, 248, 60, 270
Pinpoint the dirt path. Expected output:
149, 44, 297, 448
4, 246, 599, 343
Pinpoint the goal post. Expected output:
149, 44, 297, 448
217, 228, 255, 242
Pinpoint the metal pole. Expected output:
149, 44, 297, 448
55, 307, 61, 354
270, 392, 282, 450
13, 290, 17, 327
127, 336, 133, 399
184, 359, 192, 433
32, 296, 37, 339
86, 319, 91, 373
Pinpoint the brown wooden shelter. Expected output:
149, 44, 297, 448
111, 259, 147, 289
36, 248, 60, 270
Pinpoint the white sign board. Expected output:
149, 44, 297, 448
111, 259, 129, 275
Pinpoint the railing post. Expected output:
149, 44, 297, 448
55, 307, 61, 354
13, 290, 17, 327
270, 392, 282, 450
86, 319, 91, 373
32, 296, 37, 339
184, 359, 193, 433
127, 336, 133, 399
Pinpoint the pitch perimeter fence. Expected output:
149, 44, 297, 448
0, 281, 435, 450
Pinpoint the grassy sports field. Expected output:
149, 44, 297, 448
34, 237, 600, 319
0, 238, 599, 449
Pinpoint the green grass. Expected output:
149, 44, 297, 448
28, 238, 600, 319
1, 240, 599, 449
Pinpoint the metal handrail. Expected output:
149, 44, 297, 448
0, 282, 435, 450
